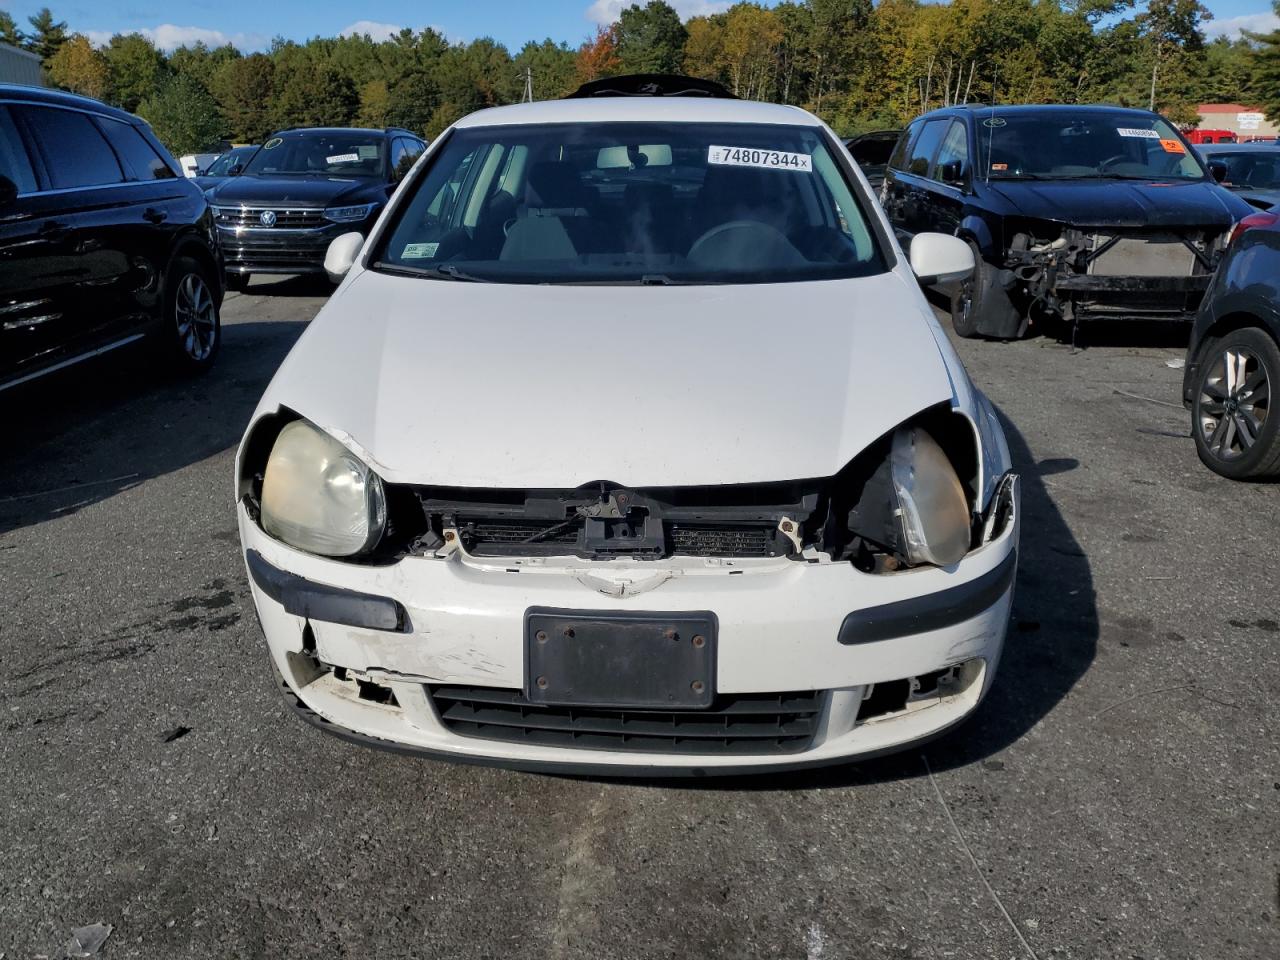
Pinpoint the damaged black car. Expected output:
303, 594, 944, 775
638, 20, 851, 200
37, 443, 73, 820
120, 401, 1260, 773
881, 104, 1255, 339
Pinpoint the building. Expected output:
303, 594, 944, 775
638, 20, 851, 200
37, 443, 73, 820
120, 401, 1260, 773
0, 42, 43, 86
1196, 103, 1279, 141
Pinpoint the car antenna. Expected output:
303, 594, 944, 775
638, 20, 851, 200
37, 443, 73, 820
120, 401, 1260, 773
986, 64, 998, 186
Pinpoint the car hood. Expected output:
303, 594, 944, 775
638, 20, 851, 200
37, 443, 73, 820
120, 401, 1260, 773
1229, 186, 1280, 210
987, 178, 1248, 229
209, 174, 379, 207
257, 269, 957, 488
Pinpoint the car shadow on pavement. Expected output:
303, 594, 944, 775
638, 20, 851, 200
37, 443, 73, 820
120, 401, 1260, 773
0, 318, 307, 535
241, 275, 337, 298
603, 405, 1100, 790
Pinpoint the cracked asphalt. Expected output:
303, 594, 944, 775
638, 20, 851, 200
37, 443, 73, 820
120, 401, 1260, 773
1, 277, 1276, 959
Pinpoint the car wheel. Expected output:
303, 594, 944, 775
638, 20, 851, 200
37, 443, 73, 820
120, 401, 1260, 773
226, 273, 250, 292
166, 257, 221, 375
949, 241, 988, 339
1192, 327, 1280, 480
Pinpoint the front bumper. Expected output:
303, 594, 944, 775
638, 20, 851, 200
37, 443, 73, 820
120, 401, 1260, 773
217, 220, 366, 276
238, 485, 1019, 775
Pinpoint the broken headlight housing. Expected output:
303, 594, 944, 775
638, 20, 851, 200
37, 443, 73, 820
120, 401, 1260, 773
260, 419, 387, 557
888, 426, 971, 566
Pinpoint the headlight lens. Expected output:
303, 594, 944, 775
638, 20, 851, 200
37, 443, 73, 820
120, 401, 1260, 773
324, 203, 378, 223
889, 426, 971, 567
260, 420, 386, 557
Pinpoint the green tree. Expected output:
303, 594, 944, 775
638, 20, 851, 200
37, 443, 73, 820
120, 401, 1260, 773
25, 7, 67, 62
615, 1, 688, 74
1251, 1, 1280, 123
513, 39, 577, 100
271, 58, 358, 128
1139, 0, 1211, 110
210, 53, 276, 142
46, 34, 108, 99
169, 42, 241, 90
104, 33, 169, 112
357, 79, 390, 127
0, 12, 26, 48
137, 74, 225, 154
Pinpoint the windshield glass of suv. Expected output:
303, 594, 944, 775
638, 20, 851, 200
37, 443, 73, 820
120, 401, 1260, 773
980, 112, 1204, 181
1212, 151, 1280, 190
243, 133, 385, 178
372, 122, 883, 284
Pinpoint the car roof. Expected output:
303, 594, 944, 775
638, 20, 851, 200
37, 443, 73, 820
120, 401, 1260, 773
921, 103, 1163, 123
1198, 142, 1280, 153
269, 126, 416, 138
0, 83, 138, 123
454, 97, 818, 130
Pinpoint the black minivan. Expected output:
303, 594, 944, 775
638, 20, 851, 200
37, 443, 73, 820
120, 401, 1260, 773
0, 85, 223, 392
881, 104, 1253, 339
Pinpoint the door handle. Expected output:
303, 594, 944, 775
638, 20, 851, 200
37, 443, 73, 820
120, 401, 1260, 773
143, 207, 168, 224
38, 220, 68, 241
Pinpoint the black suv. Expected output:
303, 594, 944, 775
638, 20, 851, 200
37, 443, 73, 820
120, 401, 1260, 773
0, 85, 223, 391
208, 126, 426, 288
881, 104, 1253, 339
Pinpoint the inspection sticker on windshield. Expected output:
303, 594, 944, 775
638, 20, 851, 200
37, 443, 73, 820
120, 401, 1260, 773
1160, 138, 1186, 154
401, 242, 439, 259
327, 153, 360, 164
1117, 128, 1159, 139
707, 146, 812, 172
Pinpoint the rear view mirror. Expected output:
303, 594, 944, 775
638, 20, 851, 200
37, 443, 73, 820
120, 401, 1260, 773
1208, 160, 1227, 183
909, 233, 974, 286
228, 163, 243, 177
0, 175, 17, 206
324, 231, 364, 283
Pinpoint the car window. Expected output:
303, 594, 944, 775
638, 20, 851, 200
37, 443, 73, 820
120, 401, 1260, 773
887, 121, 921, 172
849, 135, 897, 167
243, 132, 386, 178
373, 121, 884, 285
0, 106, 37, 194
1214, 152, 1280, 190
905, 119, 950, 177
391, 137, 423, 179
979, 111, 1205, 181
931, 120, 969, 184
98, 118, 175, 181
18, 106, 124, 189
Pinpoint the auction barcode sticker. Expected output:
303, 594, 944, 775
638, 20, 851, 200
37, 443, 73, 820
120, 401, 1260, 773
327, 153, 360, 164
707, 145, 812, 172
1117, 128, 1159, 139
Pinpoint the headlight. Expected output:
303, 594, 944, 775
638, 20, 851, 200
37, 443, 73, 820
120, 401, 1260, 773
889, 426, 971, 566
260, 420, 386, 557
324, 203, 378, 223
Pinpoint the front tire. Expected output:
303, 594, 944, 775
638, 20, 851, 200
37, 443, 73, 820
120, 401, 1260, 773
165, 257, 221, 375
1192, 327, 1280, 480
950, 241, 990, 339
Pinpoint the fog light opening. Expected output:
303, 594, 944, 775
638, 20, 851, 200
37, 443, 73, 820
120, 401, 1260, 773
857, 660, 981, 724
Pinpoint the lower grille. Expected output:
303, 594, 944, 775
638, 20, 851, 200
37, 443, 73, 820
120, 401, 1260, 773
669, 523, 775, 558
429, 685, 825, 755
225, 246, 326, 266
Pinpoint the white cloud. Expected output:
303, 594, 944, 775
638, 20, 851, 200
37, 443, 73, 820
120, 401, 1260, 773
82, 24, 270, 52
1204, 11, 1280, 39
339, 21, 406, 43
586, 0, 732, 27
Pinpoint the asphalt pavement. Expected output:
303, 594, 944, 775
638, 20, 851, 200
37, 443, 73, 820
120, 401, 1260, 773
1, 278, 1276, 959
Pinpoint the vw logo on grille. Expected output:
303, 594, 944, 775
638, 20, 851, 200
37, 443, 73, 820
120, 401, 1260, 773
259, 210, 277, 227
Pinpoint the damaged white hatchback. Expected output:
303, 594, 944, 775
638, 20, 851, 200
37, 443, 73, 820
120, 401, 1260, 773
236, 81, 1020, 775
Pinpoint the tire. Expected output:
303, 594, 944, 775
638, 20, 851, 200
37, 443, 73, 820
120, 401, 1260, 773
949, 241, 989, 339
164, 257, 221, 376
226, 272, 250, 293
1191, 326, 1280, 480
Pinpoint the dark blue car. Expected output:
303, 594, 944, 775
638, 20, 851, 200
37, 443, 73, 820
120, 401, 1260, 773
881, 104, 1255, 338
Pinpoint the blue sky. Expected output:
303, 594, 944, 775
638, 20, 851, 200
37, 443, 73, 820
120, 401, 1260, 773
0, 0, 1275, 53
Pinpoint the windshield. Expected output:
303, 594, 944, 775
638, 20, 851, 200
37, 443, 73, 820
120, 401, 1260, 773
1211, 151, 1280, 190
372, 121, 884, 285
979, 112, 1205, 181
242, 132, 385, 178
207, 147, 252, 176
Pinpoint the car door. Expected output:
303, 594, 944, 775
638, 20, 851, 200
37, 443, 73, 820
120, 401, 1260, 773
893, 118, 952, 240
880, 119, 921, 229
0, 102, 62, 386
9, 103, 141, 360
924, 119, 973, 237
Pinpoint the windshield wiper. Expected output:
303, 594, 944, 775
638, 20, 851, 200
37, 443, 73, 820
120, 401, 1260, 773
374, 262, 491, 282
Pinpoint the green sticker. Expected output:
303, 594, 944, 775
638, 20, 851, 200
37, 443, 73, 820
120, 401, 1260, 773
264, 137, 283, 149
402, 242, 439, 259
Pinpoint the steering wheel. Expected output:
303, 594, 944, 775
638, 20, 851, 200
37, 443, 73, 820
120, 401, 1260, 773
1098, 155, 1129, 172
688, 219, 790, 259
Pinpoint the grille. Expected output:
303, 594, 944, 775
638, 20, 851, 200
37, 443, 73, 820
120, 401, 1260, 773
225, 246, 327, 267
669, 523, 775, 558
429, 685, 825, 755
215, 207, 326, 229
457, 517, 579, 547
455, 517, 780, 558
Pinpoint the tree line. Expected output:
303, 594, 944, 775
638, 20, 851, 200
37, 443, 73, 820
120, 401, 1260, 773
3, 1, 1280, 155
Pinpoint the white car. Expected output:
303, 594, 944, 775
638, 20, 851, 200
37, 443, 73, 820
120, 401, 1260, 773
235, 81, 1019, 775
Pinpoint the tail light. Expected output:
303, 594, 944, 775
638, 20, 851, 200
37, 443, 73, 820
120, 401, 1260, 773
1229, 211, 1280, 246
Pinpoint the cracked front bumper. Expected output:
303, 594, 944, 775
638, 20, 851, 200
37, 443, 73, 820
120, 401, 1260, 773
239, 485, 1018, 775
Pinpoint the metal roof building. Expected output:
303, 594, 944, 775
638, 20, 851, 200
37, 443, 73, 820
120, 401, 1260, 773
0, 42, 43, 87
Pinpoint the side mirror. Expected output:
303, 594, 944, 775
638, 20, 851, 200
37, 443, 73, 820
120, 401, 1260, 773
909, 233, 974, 286
324, 231, 364, 283
936, 160, 963, 185
228, 163, 243, 177
0, 175, 17, 206
1208, 160, 1227, 183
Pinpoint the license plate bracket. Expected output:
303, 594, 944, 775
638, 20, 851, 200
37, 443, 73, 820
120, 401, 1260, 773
525, 608, 717, 710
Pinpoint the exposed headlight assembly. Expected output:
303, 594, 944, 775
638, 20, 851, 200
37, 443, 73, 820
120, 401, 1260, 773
324, 203, 378, 223
260, 420, 386, 557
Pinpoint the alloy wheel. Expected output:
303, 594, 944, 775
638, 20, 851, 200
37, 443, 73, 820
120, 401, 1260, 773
174, 272, 217, 362
1198, 346, 1270, 461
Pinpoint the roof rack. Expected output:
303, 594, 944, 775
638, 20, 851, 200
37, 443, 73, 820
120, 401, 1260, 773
567, 74, 736, 100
